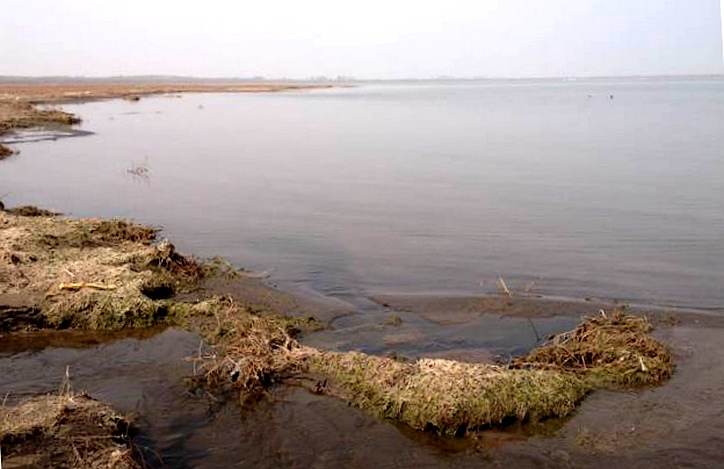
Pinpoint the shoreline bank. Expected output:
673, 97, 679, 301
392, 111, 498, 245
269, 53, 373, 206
0, 80, 341, 159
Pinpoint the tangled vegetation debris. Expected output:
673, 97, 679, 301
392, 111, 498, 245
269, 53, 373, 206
4, 205, 60, 217
192, 304, 673, 437
187, 297, 322, 405
511, 310, 674, 388
0, 394, 141, 469
0, 143, 12, 159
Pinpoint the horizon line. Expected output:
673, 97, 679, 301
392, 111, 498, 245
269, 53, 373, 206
1, 73, 724, 83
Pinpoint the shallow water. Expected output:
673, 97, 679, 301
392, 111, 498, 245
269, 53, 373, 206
0, 319, 572, 468
2, 78, 724, 311
2, 325, 724, 468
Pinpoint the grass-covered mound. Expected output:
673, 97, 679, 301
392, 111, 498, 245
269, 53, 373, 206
0, 209, 204, 331
309, 352, 588, 436
188, 297, 321, 405
511, 310, 674, 388
0, 394, 141, 469
193, 308, 674, 436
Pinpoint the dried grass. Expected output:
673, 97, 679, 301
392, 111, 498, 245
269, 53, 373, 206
309, 352, 588, 436
0, 394, 141, 469
511, 310, 674, 388
4, 205, 60, 217
192, 307, 672, 436
0, 211, 203, 331
188, 297, 320, 404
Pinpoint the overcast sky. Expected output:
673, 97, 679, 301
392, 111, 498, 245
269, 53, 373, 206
2, 0, 723, 79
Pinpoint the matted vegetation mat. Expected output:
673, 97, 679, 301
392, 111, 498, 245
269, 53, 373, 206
309, 352, 588, 436
0, 210, 206, 332
0, 394, 141, 469
195, 308, 674, 437
511, 310, 674, 388
186, 297, 322, 405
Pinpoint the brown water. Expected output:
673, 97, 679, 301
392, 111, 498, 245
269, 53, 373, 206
2, 324, 724, 468
0, 317, 569, 468
1, 78, 723, 311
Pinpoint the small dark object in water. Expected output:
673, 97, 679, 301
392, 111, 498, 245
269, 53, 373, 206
610, 94, 614, 99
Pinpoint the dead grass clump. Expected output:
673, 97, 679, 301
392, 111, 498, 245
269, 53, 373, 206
0, 143, 13, 159
5, 205, 60, 217
0, 102, 80, 136
0, 211, 206, 331
0, 394, 141, 469
89, 219, 157, 245
310, 352, 588, 436
133, 241, 204, 279
40, 219, 157, 249
189, 297, 320, 403
29, 106, 81, 126
511, 311, 674, 388
44, 290, 171, 330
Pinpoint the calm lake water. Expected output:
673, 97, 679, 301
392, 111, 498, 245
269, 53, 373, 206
2, 78, 723, 311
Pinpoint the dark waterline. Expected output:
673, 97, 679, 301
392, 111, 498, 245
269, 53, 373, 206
1, 78, 723, 311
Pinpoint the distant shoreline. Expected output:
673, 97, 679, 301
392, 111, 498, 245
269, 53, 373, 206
0, 81, 343, 157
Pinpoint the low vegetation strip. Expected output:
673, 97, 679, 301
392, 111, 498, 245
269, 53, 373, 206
309, 352, 588, 436
0, 101, 80, 158
193, 301, 673, 436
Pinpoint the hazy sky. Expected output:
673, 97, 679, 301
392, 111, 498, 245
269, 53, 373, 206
3, 0, 723, 78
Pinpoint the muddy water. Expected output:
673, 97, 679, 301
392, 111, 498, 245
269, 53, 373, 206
0, 317, 569, 468
2, 322, 724, 468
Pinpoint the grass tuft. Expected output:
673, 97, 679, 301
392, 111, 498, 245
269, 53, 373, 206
511, 310, 674, 388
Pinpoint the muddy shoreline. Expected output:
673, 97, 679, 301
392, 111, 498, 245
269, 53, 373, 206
0, 80, 341, 159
